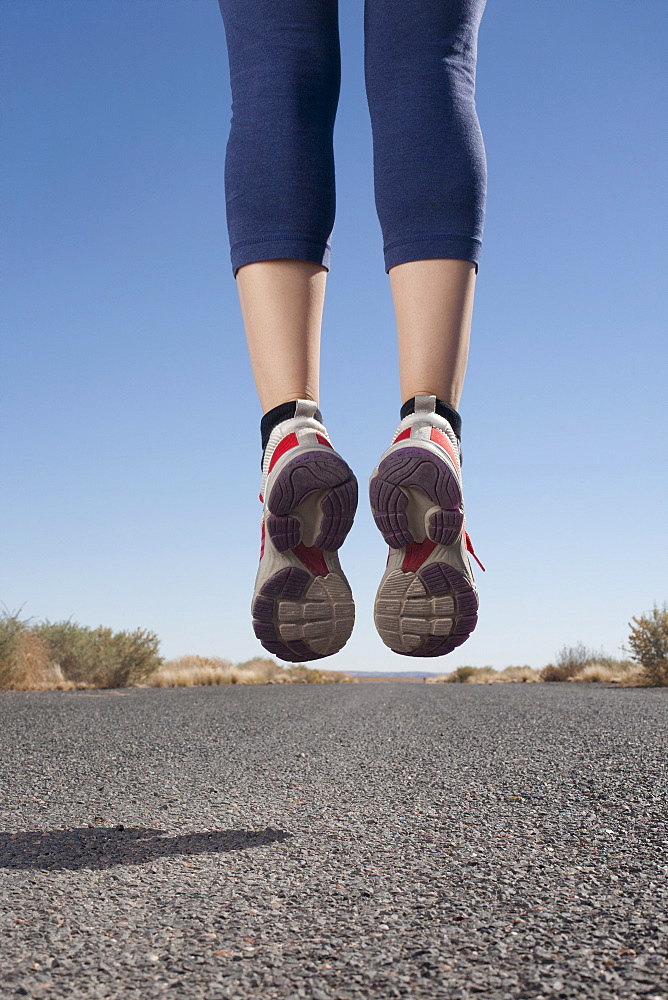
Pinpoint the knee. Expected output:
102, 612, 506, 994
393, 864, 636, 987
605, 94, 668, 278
230, 35, 340, 119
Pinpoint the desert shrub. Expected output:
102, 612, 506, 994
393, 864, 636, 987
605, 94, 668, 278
573, 659, 642, 684
542, 647, 643, 684
429, 665, 539, 684
497, 666, 540, 683
0, 609, 27, 687
0, 609, 71, 690
627, 603, 668, 686
443, 666, 494, 683
36, 620, 163, 687
541, 642, 603, 681
33, 621, 94, 682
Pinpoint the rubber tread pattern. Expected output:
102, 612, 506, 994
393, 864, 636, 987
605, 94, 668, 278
267, 451, 357, 554
266, 514, 301, 552
255, 448, 357, 662
370, 447, 462, 549
253, 568, 354, 662
373, 560, 478, 658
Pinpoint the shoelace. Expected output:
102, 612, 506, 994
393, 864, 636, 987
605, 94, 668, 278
465, 531, 486, 572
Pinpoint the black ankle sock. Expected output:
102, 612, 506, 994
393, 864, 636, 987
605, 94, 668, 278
400, 396, 462, 442
261, 401, 297, 454
260, 400, 323, 460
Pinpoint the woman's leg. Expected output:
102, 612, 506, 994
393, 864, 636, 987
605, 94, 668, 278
364, 0, 487, 409
390, 258, 476, 410
217, 0, 340, 412
365, 0, 487, 658
236, 260, 326, 413
218, 1, 358, 664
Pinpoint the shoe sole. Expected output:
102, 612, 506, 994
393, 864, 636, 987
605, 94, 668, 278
369, 446, 478, 657
253, 450, 357, 662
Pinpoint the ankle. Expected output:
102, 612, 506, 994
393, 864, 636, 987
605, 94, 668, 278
260, 399, 324, 464
400, 394, 462, 443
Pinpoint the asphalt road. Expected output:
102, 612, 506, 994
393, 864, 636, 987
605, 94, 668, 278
1, 683, 666, 1000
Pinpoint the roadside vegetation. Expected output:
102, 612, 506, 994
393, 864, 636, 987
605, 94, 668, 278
146, 655, 350, 687
540, 606, 668, 686
626, 603, 668, 686
430, 603, 668, 687
429, 665, 541, 684
431, 654, 643, 686
0, 610, 163, 690
1, 602, 666, 691
0, 609, 350, 690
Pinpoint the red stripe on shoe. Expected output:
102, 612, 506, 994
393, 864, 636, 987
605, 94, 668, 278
402, 538, 437, 573
260, 521, 266, 560
393, 428, 411, 443
316, 433, 332, 448
293, 542, 328, 577
430, 428, 460, 469
465, 531, 486, 572
268, 432, 299, 472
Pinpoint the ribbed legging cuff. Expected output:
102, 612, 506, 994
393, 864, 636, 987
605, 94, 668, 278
384, 235, 482, 274
231, 236, 331, 279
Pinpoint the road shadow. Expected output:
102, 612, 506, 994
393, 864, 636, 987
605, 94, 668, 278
0, 826, 292, 872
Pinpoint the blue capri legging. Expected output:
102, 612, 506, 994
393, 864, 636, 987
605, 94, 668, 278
217, 0, 487, 279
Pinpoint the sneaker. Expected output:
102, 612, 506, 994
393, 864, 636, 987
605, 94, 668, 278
252, 400, 357, 662
369, 395, 484, 657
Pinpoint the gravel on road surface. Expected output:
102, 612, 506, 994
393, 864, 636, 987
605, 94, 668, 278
0, 682, 666, 1000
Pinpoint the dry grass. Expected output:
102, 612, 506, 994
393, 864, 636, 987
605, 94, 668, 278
495, 666, 541, 683
1, 610, 656, 691
1, 609, 352, 690
428, 661, 647, 685
146, 655, 240, 687
145, 655, 352, 688
540, 656, 643, 684
0, 628, 78, 691
428, 665, 541, 684
562, 660, 644, 685
2, 647, 352, 691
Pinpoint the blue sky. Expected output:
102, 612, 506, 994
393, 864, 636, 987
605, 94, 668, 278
1, 0, 666, 672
